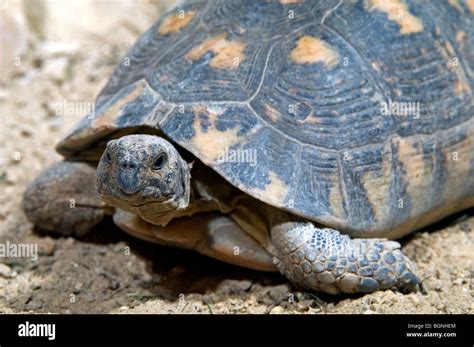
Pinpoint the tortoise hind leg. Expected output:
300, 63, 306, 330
270, 217, 420, 294
23, 161, 113, 236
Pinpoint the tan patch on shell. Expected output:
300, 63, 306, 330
393, 123, 474, 219
440, 40, 471, 97
454, 78, 470, 96
448, 0, 463, 12
395, 136, 428, 188
263, 104, 280, 122
250, 171, 289, 206
186, 34, 247, 70
467, 0, 474, 13
366, 0, 423, 35
304, 115, 322, 124
92, 81, 146, 129
328, 182, 345, 220
361, 150, 392, 224
439, 124, 474, 202
290, 36, 339, 66
158, 10, 195, 35
348, 127, 474, 238
392, 136, 435, 218
371, 60, 381, 72
444, 40, 456, 56
455, 31, 466, 44
189, 105, 241, 164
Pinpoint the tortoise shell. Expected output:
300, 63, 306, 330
57, 0, 474, 237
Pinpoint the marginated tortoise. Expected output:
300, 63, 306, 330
23, 0, 474, 294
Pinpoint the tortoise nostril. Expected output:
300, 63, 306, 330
120, 161, 137, 170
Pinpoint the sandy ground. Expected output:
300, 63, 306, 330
0, 0, 473, 314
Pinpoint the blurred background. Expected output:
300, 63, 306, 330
1, 0, 177, 84
0, 0, 176, 249
0, 0, 177, 184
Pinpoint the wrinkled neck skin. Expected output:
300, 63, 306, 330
137, 161, 250, 226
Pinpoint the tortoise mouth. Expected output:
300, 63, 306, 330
99, 183, 178, 209
117, 188, 140, 199
108, 185, 169, 204
101, 188, 185, 225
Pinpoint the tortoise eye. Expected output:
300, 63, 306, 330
152, 153, 167, 170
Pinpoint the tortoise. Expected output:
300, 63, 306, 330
23, 0, 474, 295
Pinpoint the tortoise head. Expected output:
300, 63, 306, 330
97, 134, 191, 225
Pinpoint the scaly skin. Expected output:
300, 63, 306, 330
271, 220, 420, 294
23, 161, 112, 235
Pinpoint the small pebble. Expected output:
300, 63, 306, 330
0, 264, 17, 278
268, 284, 290, 304
269, 306, 285, 314
31, 283, 42, 290
20, 128, 32, 137
38, 238, 56, 256
409, 295, 419, 305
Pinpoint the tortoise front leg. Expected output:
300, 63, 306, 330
270, 217, 420, 294
23, 161, 113, 236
